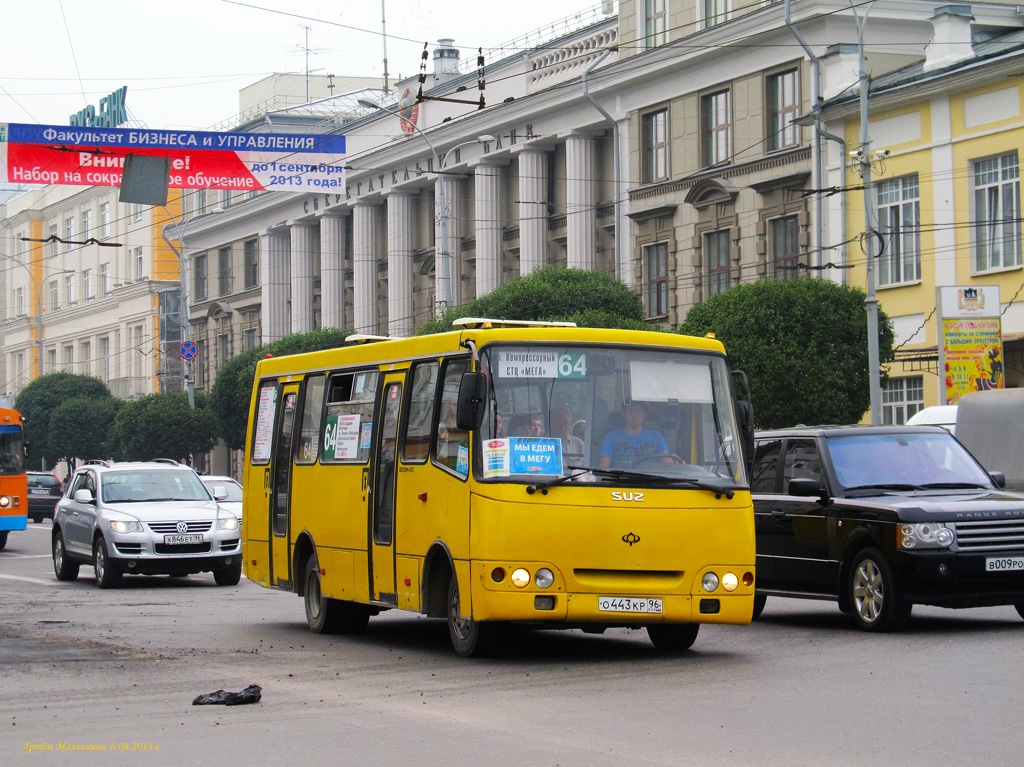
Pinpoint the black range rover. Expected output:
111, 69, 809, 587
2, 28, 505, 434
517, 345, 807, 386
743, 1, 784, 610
751, 425, 1024, 631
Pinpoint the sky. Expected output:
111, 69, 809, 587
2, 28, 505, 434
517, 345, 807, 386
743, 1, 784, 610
3, 0, 609, 132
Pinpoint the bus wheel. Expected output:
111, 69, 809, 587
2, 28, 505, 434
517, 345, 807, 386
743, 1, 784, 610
53, 530, 79, 581
647, 623, 699, 651
751, 594, 767, 620
93, 537, 122, 589
0, 531, 7, 550
302, 557, 370, 634
447, 577, 495, 657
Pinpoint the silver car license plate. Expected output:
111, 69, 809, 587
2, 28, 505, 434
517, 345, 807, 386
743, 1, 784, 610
163, 533, 203, 545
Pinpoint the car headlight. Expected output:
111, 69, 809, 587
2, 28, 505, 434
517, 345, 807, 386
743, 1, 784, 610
218, 515, 240, 531
109, 520, 143, 533
899, 522, 955, 549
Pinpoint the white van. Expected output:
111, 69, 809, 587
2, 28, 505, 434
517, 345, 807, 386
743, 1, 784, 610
906, 404, 958, 434
955, 389, 1024, 490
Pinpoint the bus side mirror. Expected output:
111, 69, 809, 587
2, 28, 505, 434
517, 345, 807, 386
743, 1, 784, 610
737, 400, 755, 465
456, 372, 488, 431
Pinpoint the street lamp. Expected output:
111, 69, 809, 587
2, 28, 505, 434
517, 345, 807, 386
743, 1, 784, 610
160, 206, 224, 409
1, 252, 44, 378
356, 96, 493, 312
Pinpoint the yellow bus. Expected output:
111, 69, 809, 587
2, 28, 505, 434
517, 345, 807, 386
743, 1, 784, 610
242, 319, 756, 656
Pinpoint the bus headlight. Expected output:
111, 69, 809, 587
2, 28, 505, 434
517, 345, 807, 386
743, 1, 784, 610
899, 522, 955, 549
721, 572, 739, 592
510, 568, 531, 588
535, 568, 554, 589
0, 495, 10, 508
702, 572, 720, 592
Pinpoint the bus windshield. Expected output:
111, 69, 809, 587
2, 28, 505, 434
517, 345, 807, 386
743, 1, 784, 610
0, 425, 26, 475
477, 344, 746, 488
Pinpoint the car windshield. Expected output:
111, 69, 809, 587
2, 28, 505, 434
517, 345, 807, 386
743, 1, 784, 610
476, 343, 746, 488
202, 479, 242, 502
101, 469, 211, 503
828, 431, 993, 491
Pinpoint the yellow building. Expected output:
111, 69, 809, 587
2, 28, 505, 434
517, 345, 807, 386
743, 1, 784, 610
820, 8, 1024, 423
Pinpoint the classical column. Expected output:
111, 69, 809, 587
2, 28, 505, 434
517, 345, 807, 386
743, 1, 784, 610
518, 149, 548, 274
434, 176, 462, 309
320, 213, 346, 330
475, 162, 503, 298
386, 193, 414, 337
260, 228, 291, 343
566, 134, 597, 270
290, 222, 316, 334
352, 202, 378, 333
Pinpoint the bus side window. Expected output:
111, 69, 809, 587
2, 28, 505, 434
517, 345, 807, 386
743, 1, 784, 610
434, 359, 470, 475
322, 370, 379, 463
295, 375, 325, 465
402, 361, 438, 463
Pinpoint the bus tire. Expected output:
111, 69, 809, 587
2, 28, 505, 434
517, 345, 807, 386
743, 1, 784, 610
647, 623, 699, 651
751, 594, 767, 620
302, 556, 370, 634
0, 531, 7, 550
93, 537, 122, 589
53, 530, 79, 581
447, 576, 496, 657
214, 560, 242, 586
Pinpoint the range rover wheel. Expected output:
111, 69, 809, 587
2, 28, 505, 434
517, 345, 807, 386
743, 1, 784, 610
647, 623, 700, 651
52, 530, 79, 581
447, 576, 496, 657
93, 537, 122, 589
847, 548, 910, 632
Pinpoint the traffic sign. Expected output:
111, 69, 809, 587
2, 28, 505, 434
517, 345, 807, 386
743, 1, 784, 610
180, 341, 198, 360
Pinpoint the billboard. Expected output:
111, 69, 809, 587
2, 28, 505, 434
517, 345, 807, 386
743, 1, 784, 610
0, 123, 346, 193
937, 285, 1004, 405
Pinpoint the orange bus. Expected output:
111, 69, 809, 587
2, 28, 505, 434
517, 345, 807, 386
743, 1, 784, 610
0, 407, 28, 549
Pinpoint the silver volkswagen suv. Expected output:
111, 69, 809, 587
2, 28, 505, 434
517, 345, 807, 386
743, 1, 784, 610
52, 460, 242, 588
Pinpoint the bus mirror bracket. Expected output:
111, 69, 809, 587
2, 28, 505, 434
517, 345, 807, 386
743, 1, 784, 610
456, 372, 488, 431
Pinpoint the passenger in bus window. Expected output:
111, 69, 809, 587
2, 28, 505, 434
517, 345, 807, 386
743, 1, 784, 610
550, 406, 584, 458
600, 403, 670, 469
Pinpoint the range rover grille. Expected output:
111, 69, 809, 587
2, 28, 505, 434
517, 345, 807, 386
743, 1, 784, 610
951, 519, 1024, 552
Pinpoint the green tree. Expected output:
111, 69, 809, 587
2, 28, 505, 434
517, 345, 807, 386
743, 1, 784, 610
678, 278, 895, 429
416, 267, 654, 334
113, 391, 219, 462
48, 396, 124, 464
14, 372, 112, 471
210, 327, 352, 451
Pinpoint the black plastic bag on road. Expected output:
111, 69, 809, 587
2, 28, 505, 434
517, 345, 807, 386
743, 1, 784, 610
192, 684, 262, 706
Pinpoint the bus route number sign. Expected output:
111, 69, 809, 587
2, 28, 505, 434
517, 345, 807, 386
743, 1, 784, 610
497, 351, 586, 378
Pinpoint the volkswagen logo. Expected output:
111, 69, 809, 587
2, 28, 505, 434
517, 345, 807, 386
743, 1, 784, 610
622, 532, 640, 546
176, 521, 189, 534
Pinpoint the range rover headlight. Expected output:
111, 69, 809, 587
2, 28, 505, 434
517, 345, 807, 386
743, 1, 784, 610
109, 519, 143, 533
899, 522, 955, 550
218, 515, 240, 531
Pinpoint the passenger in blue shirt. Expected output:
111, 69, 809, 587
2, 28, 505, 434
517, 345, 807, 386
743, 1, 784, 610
600, 403, 671, 469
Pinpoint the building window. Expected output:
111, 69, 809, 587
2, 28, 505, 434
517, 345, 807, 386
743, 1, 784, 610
705, 229, 731, 296
133, 203, 144, 221
641, 108, 669, 184
644, 0, 667, 48
134, 247, 145, 281
82, 269, 93, 301
772, 216, 799, 280
64, 217, 75, 251
244, 239, 259, 289
767, 69, 799, 151
218, 246, 232, 295
702, 89, 731, 167
195, 189, 207, 216
877, 174, 921, 286
974, 152, 1022, 272
47, 348, 57, 372
194, 254, 208, 300
216, 333, 230, 367
62, 344, 74, 372
100, 263, 111, 295
704, 0, 729, 29
646, 243, 669, 316
65, 274, 76, 306
49, 280, 58, 311
97, 337, 109, 382
243, 327, 259, 350
80, 341, 91, 376
883, 376, 923, 425
48, 224, 58, 257
14, 287, 25, 316
99, 202, 110, 237
82, 209, 92, 239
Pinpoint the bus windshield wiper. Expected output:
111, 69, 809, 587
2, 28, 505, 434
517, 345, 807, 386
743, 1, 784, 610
526, 469, 595, 494
563, 466, 735, 500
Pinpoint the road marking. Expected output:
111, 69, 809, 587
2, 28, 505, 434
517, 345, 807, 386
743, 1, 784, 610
2, 554, 51, 559
0, 573, 55, 586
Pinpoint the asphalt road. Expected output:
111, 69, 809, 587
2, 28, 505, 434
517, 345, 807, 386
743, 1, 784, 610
2, 520, 1023, 766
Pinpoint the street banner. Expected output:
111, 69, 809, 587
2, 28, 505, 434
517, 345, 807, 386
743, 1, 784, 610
937, 286, 1004, 405
0, 123, 346, 192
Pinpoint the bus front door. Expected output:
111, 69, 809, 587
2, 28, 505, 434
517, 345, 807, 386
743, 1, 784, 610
270, 385, 299, 588
369, 375, 404, 604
